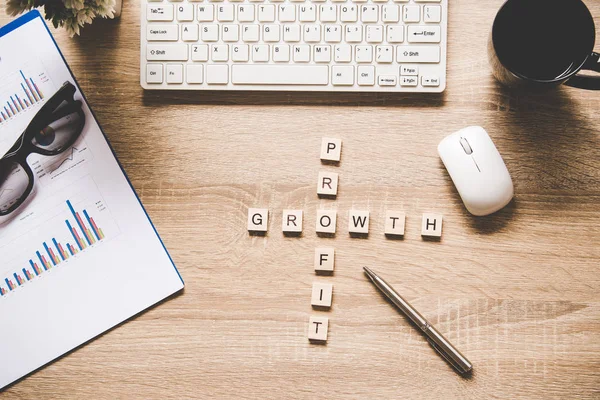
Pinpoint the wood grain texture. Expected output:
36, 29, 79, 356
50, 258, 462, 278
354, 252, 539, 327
2, 0, 600, 398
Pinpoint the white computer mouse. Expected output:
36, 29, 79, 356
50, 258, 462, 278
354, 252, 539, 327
438, 126, 514, 216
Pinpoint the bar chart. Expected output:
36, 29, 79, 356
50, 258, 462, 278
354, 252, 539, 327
0, 61, 55, 158
0, 70, 46, 123
1, 196, 111, 297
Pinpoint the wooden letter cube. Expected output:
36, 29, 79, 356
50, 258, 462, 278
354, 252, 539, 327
308, 316, 329, 342
282, 210, 303, 233
317, 171, 339, 197
320, 137, 342, 162
311, 283, 333, 308
314, 248, 335, 272
316, 209, 337, 234
348, 210, 369, 234
421, 213, 443, 237
247, 208, 268, 232
384, 211, 405, 236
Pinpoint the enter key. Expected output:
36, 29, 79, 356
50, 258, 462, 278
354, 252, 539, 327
407, 26, 441, 43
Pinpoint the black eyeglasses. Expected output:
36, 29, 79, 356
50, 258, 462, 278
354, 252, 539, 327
0, 81, 85, 216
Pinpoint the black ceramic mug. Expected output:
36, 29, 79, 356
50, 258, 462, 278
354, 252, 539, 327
489, 0, 600, 90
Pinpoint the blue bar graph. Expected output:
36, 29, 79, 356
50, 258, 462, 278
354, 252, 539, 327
36, 251, 48, 271
53, 238, 66, 261
29, 260, 40, 276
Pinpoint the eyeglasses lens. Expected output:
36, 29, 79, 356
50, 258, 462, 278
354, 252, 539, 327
31, 100, 83, 153
0, 161, 29, 214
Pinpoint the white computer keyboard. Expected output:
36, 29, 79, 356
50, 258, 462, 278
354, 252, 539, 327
141, 0, 447, 92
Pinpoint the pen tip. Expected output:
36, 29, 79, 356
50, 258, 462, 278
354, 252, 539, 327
363, 266, 374, 276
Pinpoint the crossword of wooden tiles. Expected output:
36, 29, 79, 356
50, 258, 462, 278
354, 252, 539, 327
247, 138, 445, 344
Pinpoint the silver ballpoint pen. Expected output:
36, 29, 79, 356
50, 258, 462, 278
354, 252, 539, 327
363, 267, 473, 375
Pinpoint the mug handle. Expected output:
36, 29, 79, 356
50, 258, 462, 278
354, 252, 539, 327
565, 52, 600, 90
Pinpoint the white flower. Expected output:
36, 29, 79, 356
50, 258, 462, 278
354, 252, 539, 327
6, 0, 120, 36
6, 0, 30, 16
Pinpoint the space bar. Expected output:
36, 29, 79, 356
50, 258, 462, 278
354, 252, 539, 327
232, 65, 329, 85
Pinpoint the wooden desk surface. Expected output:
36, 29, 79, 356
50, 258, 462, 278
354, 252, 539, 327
2, 1, 600, 398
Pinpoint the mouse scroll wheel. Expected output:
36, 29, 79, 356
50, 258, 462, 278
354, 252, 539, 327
460, 137, 473, 155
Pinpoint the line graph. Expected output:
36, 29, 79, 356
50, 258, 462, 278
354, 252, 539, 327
31, 140, 93, 184
45, 146, 83, 173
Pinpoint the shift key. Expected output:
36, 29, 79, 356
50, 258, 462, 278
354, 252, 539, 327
396, 46, 440, 63
147, 44, 188, 61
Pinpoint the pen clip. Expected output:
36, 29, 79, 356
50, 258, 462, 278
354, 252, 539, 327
427, 338, 471, 375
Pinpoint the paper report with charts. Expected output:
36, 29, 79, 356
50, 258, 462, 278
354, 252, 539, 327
0, 11, 184, 389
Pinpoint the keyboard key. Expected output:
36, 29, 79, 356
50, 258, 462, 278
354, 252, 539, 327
283, 24, 301, 42
320, 5, 336, 22
146, 63, 163, 83
340, 5, 358, 22
273, 44, 291, 61
217, 4, 235, 21
253, 44, 270, 61
396, 45, 439, 62
407, 25, 441, 43
147, 44, 188, 60
293, 45, 311, 62
334, 44, 352, 62
403, 5, 420, 22
360, 5, 378, 22
202, 24, 219, 41
357, 65, 375, 85
238, 5, 255, 21
332, 65, 354, 85
386, 25, 404, 43
378, 75, 396, 86
400, 75, 418, 86
355, 45, 372, 62
423, 5, 441, 23
197, 4, 214, 21
147, 25, 178, 41
191, 44, 209, 61
176, 3, 194, 20
345, 25, 362, 42
232, 44, 250, 61
222, 24, 239, 41
211, 44, 229, 61
147, 4, 174, 21
206, 65, 229, 84
366, 25, 383, 43
182, 24, 199, 41
314, 45, 332, 62
382, 5, 399, 22
299, 5, 317, 21
375, 45, 393, 62
263, 24, 280, 41
243, 24, 260, 41
400, 65, 418, 75
258, 4, 276, 21
166, 64, 184, 83
279, 4, 296, 21
324, 24, 342, 43
231, 65, 328, 84
304, 25, 321, 42
421, 75, 440, 86
186, 64, 204, 83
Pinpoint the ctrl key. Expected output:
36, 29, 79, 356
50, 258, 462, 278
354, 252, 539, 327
308, 316, 329, 343
146, 63, 163, 84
